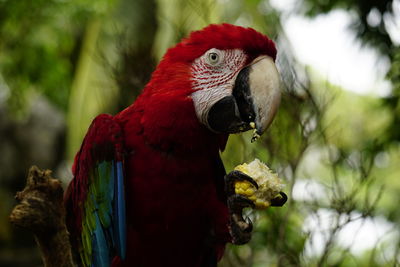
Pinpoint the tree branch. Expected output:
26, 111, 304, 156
9, 166, 75, 267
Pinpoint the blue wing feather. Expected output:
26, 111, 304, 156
113, 161, 127, 260
81, 160, 126, 266
86, 161, 126, 267
81, 160, 126, 267
66, 114, 127, 267
92, 213, 110, 267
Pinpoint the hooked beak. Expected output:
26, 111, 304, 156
207, 56, 281, 141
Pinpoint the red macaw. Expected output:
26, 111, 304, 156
64, 23, 283, 267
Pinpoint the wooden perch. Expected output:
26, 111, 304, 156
9, 166, 75, 267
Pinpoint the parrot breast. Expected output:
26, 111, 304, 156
113, 93, 230, 267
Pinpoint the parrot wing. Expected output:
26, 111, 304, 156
64, 114, 126, 267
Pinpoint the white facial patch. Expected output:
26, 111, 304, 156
191, 49, 247, 126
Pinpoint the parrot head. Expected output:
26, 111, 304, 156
145, 23, 281, 142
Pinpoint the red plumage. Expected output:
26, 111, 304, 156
65, 24, 277, 267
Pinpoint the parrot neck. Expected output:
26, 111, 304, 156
132, 89, 228, 155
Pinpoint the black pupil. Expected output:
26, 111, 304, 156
211, 53, 217, 60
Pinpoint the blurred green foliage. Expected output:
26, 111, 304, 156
0, 0, 399, 266
0, 0, 114, 114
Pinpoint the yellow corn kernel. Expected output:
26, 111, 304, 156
235, 181, 256, 196
235, 188, 245, 195
244, 188, 255, 196
255, 199, 270, 209
248, 195, 257, 201
239, 181, 251, 190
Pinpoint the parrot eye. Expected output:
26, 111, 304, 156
206, 49, 222, 65
209, 53, 219, 62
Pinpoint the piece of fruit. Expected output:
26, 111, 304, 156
234, 159, 285, 209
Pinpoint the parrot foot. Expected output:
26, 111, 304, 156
270, 192, 288, 207
227, 194, 255, 244
225, 170, 258, 245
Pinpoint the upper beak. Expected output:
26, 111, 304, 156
245, 56, 281, 138
207, 56, 281, 140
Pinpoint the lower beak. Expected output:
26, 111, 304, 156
207, 56, 281, 140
